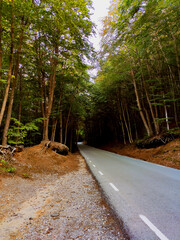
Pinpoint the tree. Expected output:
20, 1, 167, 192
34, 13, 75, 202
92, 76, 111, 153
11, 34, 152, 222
85, 0, 180, 146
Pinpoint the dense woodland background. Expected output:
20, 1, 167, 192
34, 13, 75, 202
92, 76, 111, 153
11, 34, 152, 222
85, 0, 180, 146
0, 0, 179, 151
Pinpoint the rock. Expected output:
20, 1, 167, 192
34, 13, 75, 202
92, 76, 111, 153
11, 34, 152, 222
41, 141, 69, 155
15, 145, 24, 152
136, 133, 180, 149
51, 212, 60, 219
46, 227, 53, 234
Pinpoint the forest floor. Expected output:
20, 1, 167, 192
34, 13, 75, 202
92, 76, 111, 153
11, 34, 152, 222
0, 143, 128, 240
0, 139, 179, 239
101, 138, 180, 170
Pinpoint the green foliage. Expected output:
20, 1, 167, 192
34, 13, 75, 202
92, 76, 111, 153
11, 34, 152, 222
0, 0, 94, 148
22, 173, 30, 178
6, 167, 16, 173
7, 118, 43, 145
0, 159, 16, 174
85, 0, 180, 145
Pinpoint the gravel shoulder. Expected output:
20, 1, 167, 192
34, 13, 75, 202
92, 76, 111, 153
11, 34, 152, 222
0, 150, 128, 240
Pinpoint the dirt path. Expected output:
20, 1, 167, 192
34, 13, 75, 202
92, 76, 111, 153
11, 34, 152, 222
0, 152, 128, 240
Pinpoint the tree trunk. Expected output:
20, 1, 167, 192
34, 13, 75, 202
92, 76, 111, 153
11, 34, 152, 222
60, 110, 63, 143
130, 69, 151, 136
121, 102, 133, 143
0, 0, 2, 86
134, 119, 138, 140
0, 0, 14, 127
64, 104, 72, 145
156, 35, 178, 126
125, 104, 133, 143
116, 92, 126, 144
70, 123, 73, 153
2, 19, 24, 145
43, 46, 58, 140
138, 58, 160, 135
164, 101, 170, 131
51, 118, 57, 142
162, 92, 170, 131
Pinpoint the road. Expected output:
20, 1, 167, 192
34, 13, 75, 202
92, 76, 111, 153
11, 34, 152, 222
78, 143, 180, 240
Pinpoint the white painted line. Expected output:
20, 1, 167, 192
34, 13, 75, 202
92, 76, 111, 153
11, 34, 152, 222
89, 160, 92, 163
109, 183, 119, 192
139, 215, 169, 240
93, 164, 96, 168
98, 171, 104, 176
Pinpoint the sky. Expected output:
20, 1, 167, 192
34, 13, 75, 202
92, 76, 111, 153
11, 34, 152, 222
90, 0, 111, 51
89, 0, 111, 78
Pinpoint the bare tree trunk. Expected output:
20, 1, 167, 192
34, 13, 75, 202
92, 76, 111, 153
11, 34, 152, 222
163, 94, 170, 131
18, 68, 23, 122
130, 69, 151, 136
164, 104, 170, 131
43, 46, 58, 140
51, 94, 62, 142
60, 110, 63, 143
144, 107, 153, 135
41, 72, 47, 140
51, 118, 57, 142
141, 63, 160, 134
0, 0, 2, 86
126, 45, 151, 137
2, 19, 24, 145
0, 0, 14, 127
64, 104, 72, 145
121, 102, 133, 143
134, 119, 138, 140
156, 36, 178, 126
125, 104, 133, 143
116, 92, 126, 144
70, 123, 73, 153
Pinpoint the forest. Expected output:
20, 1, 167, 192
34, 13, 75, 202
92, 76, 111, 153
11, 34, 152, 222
0, 0, 179, 151
85, 0, 180, 147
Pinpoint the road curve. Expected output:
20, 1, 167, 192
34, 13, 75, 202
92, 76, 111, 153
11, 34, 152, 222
78, 143, 180, 240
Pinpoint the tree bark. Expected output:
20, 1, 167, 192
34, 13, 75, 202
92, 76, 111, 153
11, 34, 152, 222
0, 0, 2, 86
138, 57, 159, 135
70, 123, 73, 153
164, 96, 170, 131
51, 118, 57, 142
64, 104, 72, 145
130, 69, 151, 136
2, 19, 24, 145
145, 61, 160, 134
125, 104, 133, 143
0, 0, 14, 127
121, 102, 133, 143
116, 91, 126, 144
60, 110, 63, 143
43, 46, 58, 140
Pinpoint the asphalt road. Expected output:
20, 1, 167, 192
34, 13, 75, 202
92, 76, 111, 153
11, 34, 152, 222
78, 143, 180, 240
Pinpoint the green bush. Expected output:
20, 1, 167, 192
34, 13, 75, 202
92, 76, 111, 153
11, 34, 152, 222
7, 118, 43, 145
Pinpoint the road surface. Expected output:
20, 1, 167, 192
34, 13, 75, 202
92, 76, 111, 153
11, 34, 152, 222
78, 144, 180, 240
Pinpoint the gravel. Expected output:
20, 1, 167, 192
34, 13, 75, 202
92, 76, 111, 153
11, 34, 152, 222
0, 155, 128, 240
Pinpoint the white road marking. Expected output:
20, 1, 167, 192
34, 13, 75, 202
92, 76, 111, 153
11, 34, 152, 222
109, 183, 119, 192
139, 215, 169, 240
93, 164, 96, 168
89, 160, 92, 163
98, 171, 104, 176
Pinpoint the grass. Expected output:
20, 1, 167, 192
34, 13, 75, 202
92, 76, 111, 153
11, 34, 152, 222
22, 173, 30, 178
0, 158, 16, 174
